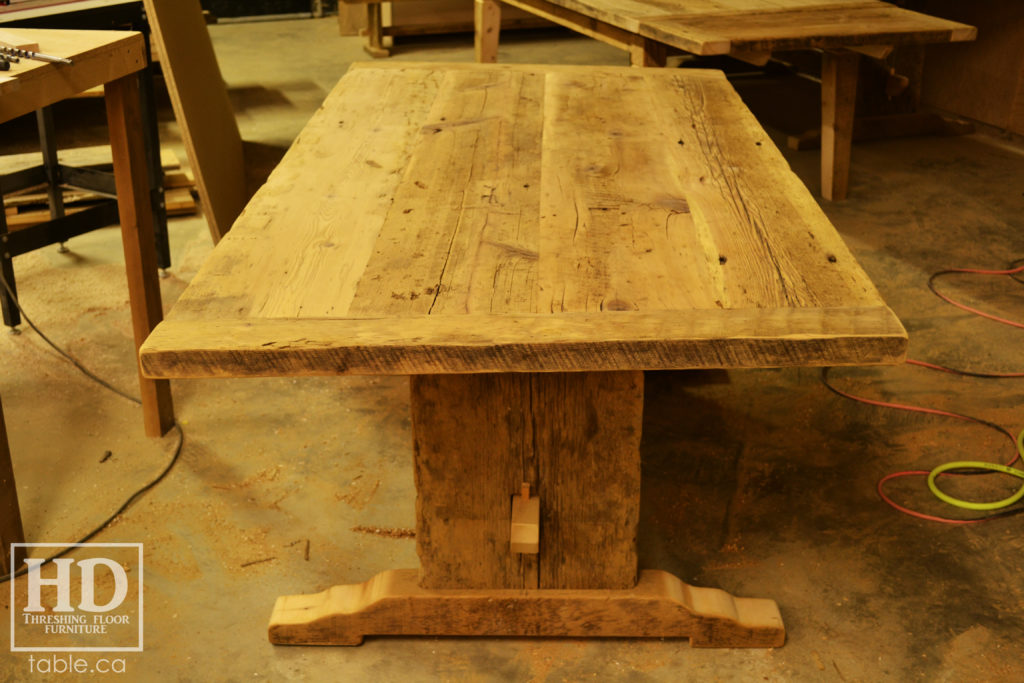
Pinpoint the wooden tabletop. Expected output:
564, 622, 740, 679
510, 0, 975, 55
0, 28, 145, 119
0, 1, 137, 22
141, 63, 906, 378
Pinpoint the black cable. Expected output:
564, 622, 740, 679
0, 271, 183, 583
0, 274, 138, 403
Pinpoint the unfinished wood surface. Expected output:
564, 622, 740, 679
500, 0, 636, 52
0, 29, 145, 123
143, 0, 246, 243
105, 73, 175, 437
141, 64, 907, 379
411, 372, 641, 590
0, 144, 179, 175
0, 0, 132, 22
628, 35, 667, 66
268, 568, 785, 647
141, 307, 905, 378
821, 50, 859, 201
470, 1, 973, 201
0, 394, 24, 576
637, 1, 976, 55
469, 0, 976, 57
474, 0, 501, 63
0, 29, 39, 51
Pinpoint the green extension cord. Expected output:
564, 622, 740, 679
927, 428, 1024, 511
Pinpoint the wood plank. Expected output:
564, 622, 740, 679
104, 73, 175, 437
0, 0, 135, 22
500, 0, 638, 52
411, 372, 641, 590
0, 28, 39, 50
143, 0, 246, 243
267, 568, 785, 647
348, 68, 543, 317
4, 203, 93, 230
474, 0, 500, 63
639, 2, 976, 55
0, 144, 179, 175
140, 306, 907, 378
640, 70, 882, 307
167, 67, 444, 322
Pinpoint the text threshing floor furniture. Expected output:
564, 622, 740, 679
139, 62, 907, 646
472, 0, 975, 201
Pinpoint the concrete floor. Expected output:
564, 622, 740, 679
2, 16, 1024, 682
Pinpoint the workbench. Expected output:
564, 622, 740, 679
471, 0, 975, 200
0, 1, 171, 283
0, 28, 174, 438
140, 62, 907, 646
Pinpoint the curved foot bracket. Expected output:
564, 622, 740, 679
269, 568, 784, 648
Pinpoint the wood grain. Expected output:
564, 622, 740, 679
474, 0, 501, 63
0, 29, 39, 51
411, 372, 641, 590
821, 50, 859, 201
141, 306, 905, 378
638, 2, 977, 55
141, 64, 906, 380
143, 0, 246, 243
268, 568, 786, 647
105, 73, 175, 437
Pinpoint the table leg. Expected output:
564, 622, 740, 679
821, 50, 859, 201
104, 73, 175, 438
475, 0, 501, 63
0, 196, 19, 328
364, 3, 390, 59
628, 37, 666, 67
36, 106, 66, 223
268, 371, 784, 647
0, 394, 24, 576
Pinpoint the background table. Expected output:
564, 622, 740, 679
473, 0, 975, 201
0, 28, 174, 437
141, 62, 907, 646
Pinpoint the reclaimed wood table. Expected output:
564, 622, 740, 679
473, 0, 975, 201
0, 28, 174, 438
140, 62, 907, 647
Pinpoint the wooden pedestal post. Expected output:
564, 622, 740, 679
268, 371, 785, 647
412, 371, 642, 590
